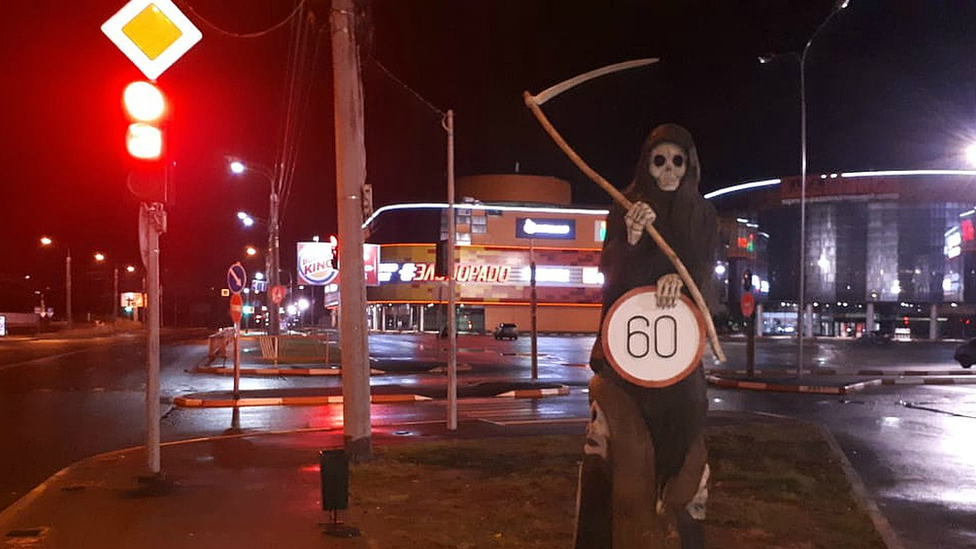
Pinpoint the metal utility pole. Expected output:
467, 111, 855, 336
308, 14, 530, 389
530, 239, 538, 379
331, 0, 371, 460
140, 202, 165, 474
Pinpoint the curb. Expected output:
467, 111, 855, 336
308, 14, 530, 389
880, 376, 976, 385
195, 366, 341, 376
816, 424, 907, 549
173, 393, 432, 408
706, 375, 882, 395
194, 366, 386, 376
707, 368, 975, 377
496, 386, 570, 398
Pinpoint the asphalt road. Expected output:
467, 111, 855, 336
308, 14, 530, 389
1, 329, 974, 548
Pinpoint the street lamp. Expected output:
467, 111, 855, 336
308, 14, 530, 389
228, 158, 281, 335
760, 0, 851, 376
39, 236, 71, 330
94, 253, 137, 328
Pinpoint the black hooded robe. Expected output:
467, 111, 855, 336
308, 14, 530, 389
575, 123, 716, 549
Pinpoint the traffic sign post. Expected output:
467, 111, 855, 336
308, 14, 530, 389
741, 291, 756, 377
230, 292, 243, 399
600, 286, 705, 388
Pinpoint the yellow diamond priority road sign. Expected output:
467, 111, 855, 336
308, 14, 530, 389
102, 0, 202, 80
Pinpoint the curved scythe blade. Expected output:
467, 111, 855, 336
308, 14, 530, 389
527, 58, 659, 106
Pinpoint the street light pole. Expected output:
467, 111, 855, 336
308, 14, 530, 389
269, 184, 281, 336
230, 159, 280, 335
65, 247, 72, 330
797, 0, 850, 377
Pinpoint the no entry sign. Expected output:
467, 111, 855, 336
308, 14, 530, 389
740, 292, 755, 318
230, 293, 243, 324
601, 286, 705, 388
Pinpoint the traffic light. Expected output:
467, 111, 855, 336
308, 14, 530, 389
741, 269, 752, 292
122, 81, 168, 203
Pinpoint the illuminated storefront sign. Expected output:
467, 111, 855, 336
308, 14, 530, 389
516, 217, 576, 240
296, 241, 338, 285
380, 262, 512, 283
378, 261, 605, 286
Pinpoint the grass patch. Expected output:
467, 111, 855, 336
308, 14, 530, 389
331, 422, 886, 548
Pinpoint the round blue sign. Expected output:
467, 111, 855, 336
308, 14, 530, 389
227, 262, 247, 294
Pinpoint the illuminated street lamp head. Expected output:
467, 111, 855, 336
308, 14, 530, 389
965, 143, 976, 166
229, 160, 246, 175
126, 265, 136, 273
40, 237, 52, 246
94, 253, 106, 262
237, 211, 255, 227
245, 246, 258, 256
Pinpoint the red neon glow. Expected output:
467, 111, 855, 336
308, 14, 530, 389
962, 219, 975, 242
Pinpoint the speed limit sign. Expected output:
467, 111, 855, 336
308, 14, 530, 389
601, 286, 706, 388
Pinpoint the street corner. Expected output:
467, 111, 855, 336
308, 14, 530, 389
706, 374, 882, 395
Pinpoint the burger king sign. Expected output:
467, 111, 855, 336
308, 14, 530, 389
297, 241, 338, 285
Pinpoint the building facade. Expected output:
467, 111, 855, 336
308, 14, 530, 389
362, 174, 609, 333
708, 170, 976, 339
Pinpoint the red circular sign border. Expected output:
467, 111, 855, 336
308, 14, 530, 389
230, 293, 244, 323
600, 285, 706, 388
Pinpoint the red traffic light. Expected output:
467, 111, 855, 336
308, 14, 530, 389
122, 81, 168, 202
123, 81, 166, 122
126, 123, 163, 160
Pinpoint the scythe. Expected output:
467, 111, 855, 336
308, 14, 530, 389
523, 59, 726, 363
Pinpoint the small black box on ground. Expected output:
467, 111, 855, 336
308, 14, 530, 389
320, 449, 349, 511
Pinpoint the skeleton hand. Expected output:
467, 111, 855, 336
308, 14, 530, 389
656, 273, 683, 308
625, 201, 656, 246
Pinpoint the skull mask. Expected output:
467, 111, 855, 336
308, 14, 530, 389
648, 142, 686, 191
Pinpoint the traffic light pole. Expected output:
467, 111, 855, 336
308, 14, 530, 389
141, 202, 165, 475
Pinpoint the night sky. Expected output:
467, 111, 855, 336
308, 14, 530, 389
2, 0, 976, 313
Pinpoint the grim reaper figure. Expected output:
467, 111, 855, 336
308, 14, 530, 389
575, 123, 716, 549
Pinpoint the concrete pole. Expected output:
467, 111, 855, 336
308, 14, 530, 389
445, 109, 457, 430
331, 0, 371, 460
929, 303, 938, 340
866, 302, 875, 333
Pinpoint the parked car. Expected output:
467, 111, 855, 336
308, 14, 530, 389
493, 322, 518, 340
857, 330, 893, 346
953, 338, 976, 368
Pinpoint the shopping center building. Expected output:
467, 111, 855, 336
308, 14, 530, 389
362, 170, 976, 338
706, 169, 976, 339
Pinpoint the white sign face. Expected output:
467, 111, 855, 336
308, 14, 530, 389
601, 286, 705, 388
102, 0, 202, 80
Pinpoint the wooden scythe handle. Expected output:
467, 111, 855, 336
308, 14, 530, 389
523, 91, 726, 363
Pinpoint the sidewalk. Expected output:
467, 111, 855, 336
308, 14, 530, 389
0, 413, 899, 549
